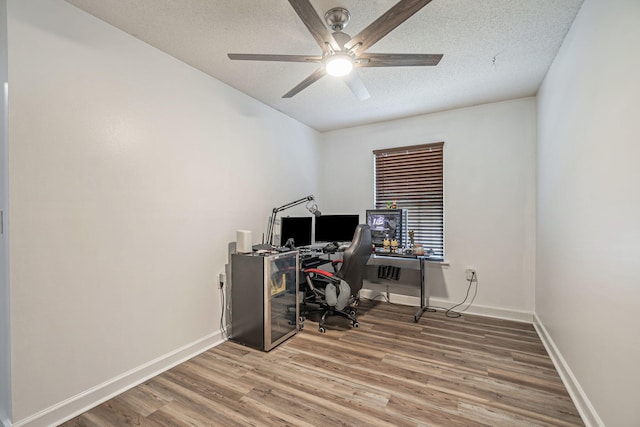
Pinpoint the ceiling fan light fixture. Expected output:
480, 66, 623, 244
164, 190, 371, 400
325, 54, 353, 77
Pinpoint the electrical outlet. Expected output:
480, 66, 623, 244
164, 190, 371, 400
465, 268, 476, 281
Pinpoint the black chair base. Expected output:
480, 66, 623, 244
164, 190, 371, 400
300, 298, 360, 333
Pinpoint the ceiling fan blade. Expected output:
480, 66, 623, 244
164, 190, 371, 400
344, 0, 433, 54
228, 53, 322, 63
288, 0, 340, 52
282, 67, 326, 98
357, 53, 443, 67
343, 71, 370, 101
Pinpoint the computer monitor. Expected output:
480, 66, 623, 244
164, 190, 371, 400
280, 216, 312, 247
366, 209, 406, 247
314, 214, 360, 243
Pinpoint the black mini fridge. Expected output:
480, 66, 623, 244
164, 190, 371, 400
230, 251, 299, 351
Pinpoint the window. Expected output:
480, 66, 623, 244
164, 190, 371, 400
373, 142, 444, 260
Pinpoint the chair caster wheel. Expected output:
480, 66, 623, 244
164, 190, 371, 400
352, 322, 359, 328
299, 316, 305, 323
318, 326, 326, 333
349, 310, 356, 316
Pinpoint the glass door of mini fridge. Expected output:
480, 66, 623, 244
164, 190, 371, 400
264, 251, 299, 350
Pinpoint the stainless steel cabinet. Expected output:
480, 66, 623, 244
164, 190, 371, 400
230, 251, 299, 351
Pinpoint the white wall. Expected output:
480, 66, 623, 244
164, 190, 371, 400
0, 1, 11, 425
7, 0, 319, 424
536, 0, 640, 426
318, 98, 537, 319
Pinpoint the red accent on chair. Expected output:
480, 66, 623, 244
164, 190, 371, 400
303, 268, 334, 277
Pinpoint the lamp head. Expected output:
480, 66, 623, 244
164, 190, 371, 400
307, 203, 321, 217
306, 195, 321, 217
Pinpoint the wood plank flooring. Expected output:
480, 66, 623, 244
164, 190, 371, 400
61, 300, 584, 426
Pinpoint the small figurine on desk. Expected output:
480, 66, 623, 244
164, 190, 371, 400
390, 239, 399, 253
409, 230, 415, 247
382, 236, 391, 253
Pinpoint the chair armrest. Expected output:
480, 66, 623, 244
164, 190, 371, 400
303, 268, 341, 285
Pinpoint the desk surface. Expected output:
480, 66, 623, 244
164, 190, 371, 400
373, 252, 422, 259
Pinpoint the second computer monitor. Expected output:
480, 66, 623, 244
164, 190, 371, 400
314, 214, 360, 243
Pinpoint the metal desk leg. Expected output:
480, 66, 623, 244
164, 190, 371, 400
414, 257, 428, 322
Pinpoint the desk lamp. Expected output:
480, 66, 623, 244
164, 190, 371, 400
265, 195, 321, 247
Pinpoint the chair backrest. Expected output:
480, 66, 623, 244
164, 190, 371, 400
336, 224, 372, 295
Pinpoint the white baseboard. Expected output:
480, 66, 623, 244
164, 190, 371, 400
360, 288, 419, 307
533, 315, 604, 427
428, 297, 534, 323
360, 289, 533, 323
13, 332, 226, 427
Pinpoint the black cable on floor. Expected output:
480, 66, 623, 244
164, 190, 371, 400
427, 271, 478, 318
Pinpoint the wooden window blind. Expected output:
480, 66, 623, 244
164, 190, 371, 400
373, 142, 444, 260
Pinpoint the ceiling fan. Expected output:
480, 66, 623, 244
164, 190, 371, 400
227, 0, 443, 100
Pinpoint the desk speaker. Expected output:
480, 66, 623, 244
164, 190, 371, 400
236, 229, 252, 254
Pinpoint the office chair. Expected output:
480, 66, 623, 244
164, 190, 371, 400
301, 224, 372, 333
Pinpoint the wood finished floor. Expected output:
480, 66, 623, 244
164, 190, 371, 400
61, 300, 584, 426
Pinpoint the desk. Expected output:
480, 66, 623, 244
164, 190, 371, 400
367, 253, 429, 322
302, 251, 432, 322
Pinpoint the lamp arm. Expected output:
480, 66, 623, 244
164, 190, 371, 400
266, 195, 315, 246
273, 195, 314, 213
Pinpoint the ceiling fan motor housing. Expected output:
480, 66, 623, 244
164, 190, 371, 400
324, 7, 350, 31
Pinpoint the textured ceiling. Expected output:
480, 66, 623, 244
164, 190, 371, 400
65, 0, 584, 132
